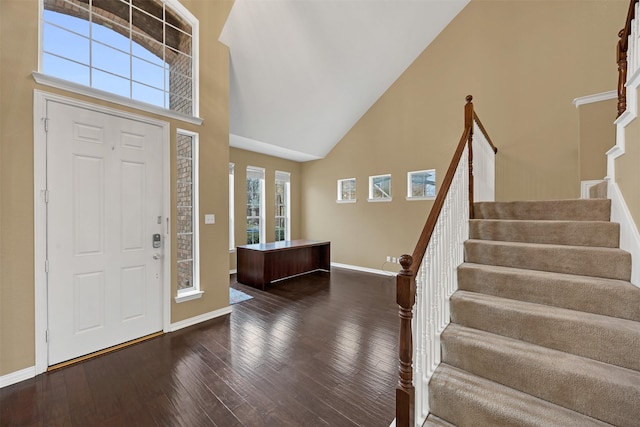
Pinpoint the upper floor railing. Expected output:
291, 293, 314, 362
617, 0, 640, 117
395, 96, 496, 427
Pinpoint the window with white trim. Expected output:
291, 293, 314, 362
176, 130, 201, 301
407, 169, 436, 200
275, 171, 290, 241
246, 166, 265, 244
337, 178, 356, 203
368, 174, 392, 202
229, 163, 235, 251
41, 0, 198, 116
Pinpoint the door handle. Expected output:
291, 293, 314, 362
153, 253, 161, 260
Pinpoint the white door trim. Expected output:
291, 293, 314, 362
33, 90, 171, 375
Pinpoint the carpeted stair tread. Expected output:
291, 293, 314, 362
473, 199, 611, 221
440, 324, 640, 427
450, 291, 640, 371
429, 364, 612, 427
457, 263, 640, 322
423, 414, 456, 426
469, 219, 619, 247
464, 239, 631, 281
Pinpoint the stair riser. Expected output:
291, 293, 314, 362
441, 327, 640, 427
464, 240, 631, 281
450, 292, 640, 371
469, 220, 619, 247
457, 264, 640, 322
473, 199, 611, 221
429, 364, 611, 427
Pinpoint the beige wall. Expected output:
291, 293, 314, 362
229, 148, 302, 270
0, 0, 233, 376
578, 98, 617, 181
301, 0, 626, 271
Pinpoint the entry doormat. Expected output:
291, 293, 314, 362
230, 287, 254, 305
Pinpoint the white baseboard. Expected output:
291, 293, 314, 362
609, 181, 640, 287
331, 262, 396, 277
229, 269, 237, 274
1, 366, 36, 388
169, 306, 232, 332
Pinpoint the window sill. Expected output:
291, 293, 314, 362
336, 199, 356, 204
32, 72, 204, 126
406, 196, 435, 201
174, 290, 204, 303
368, 198, 392, 203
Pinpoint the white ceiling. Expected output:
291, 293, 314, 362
219, 0, 469, 162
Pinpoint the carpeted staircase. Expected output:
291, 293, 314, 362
425, 198, 640, 426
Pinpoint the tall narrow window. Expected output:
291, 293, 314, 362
176, 130, 201, 301
369, 174, 392, 202
40, 0, 198, 116
229, 163, 235, 251
246, 166, 265, 244
275, 171, 291, 241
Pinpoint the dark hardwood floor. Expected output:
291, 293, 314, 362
1, 268, 399, 426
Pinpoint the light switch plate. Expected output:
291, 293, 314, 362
205, 214, 215, 224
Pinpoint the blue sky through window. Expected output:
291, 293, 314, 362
43, 9, 169, 109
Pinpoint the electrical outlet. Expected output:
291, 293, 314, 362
392, 257, 397, 263
386, 256, 391, 262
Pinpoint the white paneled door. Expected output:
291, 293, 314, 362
46, 101, 164, 365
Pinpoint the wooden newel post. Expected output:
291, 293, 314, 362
465, 95, 475, 219
618, 29, 628, 117
396, 254, 415, 427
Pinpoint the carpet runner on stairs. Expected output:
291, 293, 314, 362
427, 198, 640, 427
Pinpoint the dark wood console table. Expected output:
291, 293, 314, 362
237, 239, 330, 290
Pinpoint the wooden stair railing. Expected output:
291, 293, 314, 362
617, 0, 640, 117
395, 96, 496, 427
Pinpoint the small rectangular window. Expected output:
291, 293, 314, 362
275, 171, 291, 241
246, 166, 265, 244
337, 178, 356, 203
368, 174, 392, 202
407, 169, 436, 200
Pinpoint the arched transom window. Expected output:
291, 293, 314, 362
41, 0, 197, 116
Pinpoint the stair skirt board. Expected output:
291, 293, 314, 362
424, 199, 640, 427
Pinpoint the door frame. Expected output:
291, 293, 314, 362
33, 90, 171, 375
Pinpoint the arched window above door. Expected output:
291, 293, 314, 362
40, 0, 198, 117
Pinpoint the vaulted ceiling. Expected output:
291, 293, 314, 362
219, 0, 469, 162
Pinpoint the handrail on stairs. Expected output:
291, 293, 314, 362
617, 0, 640, 117
395, 95, 497, 427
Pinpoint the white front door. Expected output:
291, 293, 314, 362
46, 101, 164, 365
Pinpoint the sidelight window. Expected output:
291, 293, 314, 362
176, 130, 201, 302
